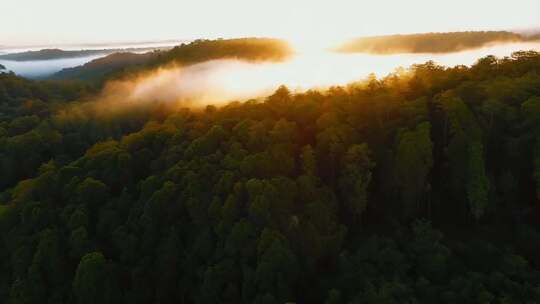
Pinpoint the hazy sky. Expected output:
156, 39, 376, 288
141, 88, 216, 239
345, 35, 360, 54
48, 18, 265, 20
2, 0, 539, 46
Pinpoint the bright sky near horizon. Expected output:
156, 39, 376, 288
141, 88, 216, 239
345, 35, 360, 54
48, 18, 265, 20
2, 0, 540, 46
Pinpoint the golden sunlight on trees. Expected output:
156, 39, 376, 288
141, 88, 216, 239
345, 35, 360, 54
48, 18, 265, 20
1, 51, 540, 303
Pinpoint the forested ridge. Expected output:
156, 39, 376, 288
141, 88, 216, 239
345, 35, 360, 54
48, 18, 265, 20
0, 47, 173, 62
50, 38, 291, 82
1, 51, 540, 303
0, 49, 111, 62
337, 31, 538, 54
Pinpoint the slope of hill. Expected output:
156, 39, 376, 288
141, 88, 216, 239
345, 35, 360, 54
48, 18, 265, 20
336, 31, 534, 54
49, 52, 157, 81
48, 38, 292, 82
149, 37, 291, 66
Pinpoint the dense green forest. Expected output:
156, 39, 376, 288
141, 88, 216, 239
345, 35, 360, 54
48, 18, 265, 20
337, 31, 538, 54
50, 38, 291, 82
1, 49, 540, 304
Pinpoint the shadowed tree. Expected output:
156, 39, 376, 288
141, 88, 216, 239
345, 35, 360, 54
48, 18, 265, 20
72, 252, 120, 304
73, 252, 106, 304
75, 177, 109, 206
26, 229, 66, 304
522, 97, 540, 200
467, 142, 490, 220
395, 122, 433, 217
255, 229, 298, 303
338, 144, 375, 220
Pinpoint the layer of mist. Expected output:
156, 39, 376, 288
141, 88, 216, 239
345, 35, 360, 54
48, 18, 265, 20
0, 42, 182, 78
336, 31, 537, 54
96, 42, 540, 108
0, 55, 107, 78
0, 40, 186, 54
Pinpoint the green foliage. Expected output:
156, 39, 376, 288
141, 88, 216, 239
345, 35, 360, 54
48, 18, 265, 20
395, 122, 433, 216
0, 51, 540, 303
75, 177, 109, 206
467, 142, 490, 220
73, 252, 118, 304
338, 144, 375, 219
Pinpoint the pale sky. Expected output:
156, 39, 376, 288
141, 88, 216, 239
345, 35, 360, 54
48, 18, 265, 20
2, 0, 539, 46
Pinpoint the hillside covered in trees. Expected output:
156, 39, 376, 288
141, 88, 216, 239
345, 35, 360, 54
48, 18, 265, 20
337, 31, 538, 54
1, 50, 540, 303
49, 38, 292, 82
49, 52, 158, 82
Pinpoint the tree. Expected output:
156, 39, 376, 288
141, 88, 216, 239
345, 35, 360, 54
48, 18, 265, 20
325, 289, 342, 304
155, 229, 181, 304
534, 135, 540, 201
523, 97, 540, 201
467, 142, 490, 220
75, 177, 109, 206
395, 122, 433, 217
266, 85, 291, 105
338, 144, 375, 219
409, 220, 450, 281
26, 229, 66, 303
69, 227, 91, 259
72, 252, 118, 304
521, 96, 540, 126
300, 145, 317, 177
442, 95, 484, 216
255, 229, 298, 303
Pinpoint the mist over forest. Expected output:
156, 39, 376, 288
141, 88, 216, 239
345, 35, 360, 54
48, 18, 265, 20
336, 31, 540, 54
1, 27, 540, 304
2, 31, 539, 79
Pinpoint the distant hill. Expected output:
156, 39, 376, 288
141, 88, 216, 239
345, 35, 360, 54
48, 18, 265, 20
0, 46, 172, 61
49, 52, 157, 81
48, 38, 292, 82
336, 31, 537, 54
528, 33, 540, 41
0, 49, 108, 61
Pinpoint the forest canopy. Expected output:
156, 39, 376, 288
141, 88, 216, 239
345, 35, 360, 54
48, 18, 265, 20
1, 50, 540, 303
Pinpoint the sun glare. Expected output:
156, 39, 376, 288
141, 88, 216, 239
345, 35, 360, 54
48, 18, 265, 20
96, 41, 540, 108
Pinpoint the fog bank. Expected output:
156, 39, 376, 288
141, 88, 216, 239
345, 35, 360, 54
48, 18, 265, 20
0, 55, 106, 78
95, 42, 540, 108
